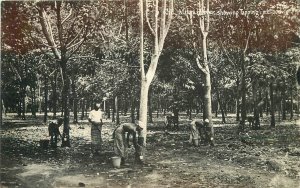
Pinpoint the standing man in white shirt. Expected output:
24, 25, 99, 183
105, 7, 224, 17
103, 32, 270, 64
88, 103, 103, 155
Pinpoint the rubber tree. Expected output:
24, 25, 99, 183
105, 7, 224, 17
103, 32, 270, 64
32, 1, 97, 147
187, 0, 214, 145
137, 0, 174, 161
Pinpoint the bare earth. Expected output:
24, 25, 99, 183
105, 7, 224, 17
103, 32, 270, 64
1, 114, 300, 188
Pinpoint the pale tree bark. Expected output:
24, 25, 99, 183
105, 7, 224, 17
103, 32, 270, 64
189, 0, 214, 145
137, 0, 173, 162
36, 2, 91, 147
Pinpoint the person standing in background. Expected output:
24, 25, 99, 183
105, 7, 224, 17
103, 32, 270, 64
88, 103, 103, 155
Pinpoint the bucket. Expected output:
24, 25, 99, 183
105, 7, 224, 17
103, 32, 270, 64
111, 156, 121, 168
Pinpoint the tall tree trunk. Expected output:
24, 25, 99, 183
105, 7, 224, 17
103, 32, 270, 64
138, 79, 149, 161
137, 0, 174, 162
61, 61, 71, 147
270, 83, 275, 127
240, 58, 247, 131
44, 76, 48, 123
203, 70, 214, 145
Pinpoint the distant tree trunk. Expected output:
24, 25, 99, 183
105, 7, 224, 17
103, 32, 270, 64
278, 88, 281, 122
130, 92, 135, 123
21, 87, 26, 120
188, 99, 192, 120
115, 96, 120, 125
236, 97, 240, 121
252, 81, 260, 129
148, 88, 153, 123
220, 101, 226, 124
265, 90, 269, 116
81, 99, 85, 120
217, 90, 225, 123
38, 79, 42, 114
123, 94, 128, 116
31, 87, 36, 117
84, 99, 88, 118
107, 100, 111, 119
112, 97, 115, 122
240, 57, 247, 131
290, 87, 293, 120
17, 99, 21, 117
60, 60, 71, 147
2, 99, 6, 118
130, 99, 135, 123
270, 83, 275, 127
259, 90, 263, 118
215, 101, 219, 118
157, 95, 160, 118
71, 79, 78, 123
44, 76, 48, 123
224, 102, 227, 117
52, 72, 58, 119
281, 87, 286, 120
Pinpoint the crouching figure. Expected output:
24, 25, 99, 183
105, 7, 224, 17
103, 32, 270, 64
48, 118, 64, 147
189, 119, 210, 146
113, 121, 143, 165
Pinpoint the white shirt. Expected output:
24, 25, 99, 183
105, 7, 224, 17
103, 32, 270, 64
89, 110, 103, 123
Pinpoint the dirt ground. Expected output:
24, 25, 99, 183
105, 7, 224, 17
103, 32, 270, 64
1, 113, 300, 188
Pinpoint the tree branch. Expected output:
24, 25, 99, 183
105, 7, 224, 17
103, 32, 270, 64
244, 31, 251, 55
196, 54, 207, 74
145, 0, 155, 36
165, 0, 174, 37
37, 5, 61, 59
139, 0, 145, 79
62, 8, 73, 24
66, 27, 84, 47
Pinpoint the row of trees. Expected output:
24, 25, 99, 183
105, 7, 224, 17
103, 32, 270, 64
2, 0, 300, 155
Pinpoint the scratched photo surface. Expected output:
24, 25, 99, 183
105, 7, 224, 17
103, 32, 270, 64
1, 1, 300, 187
